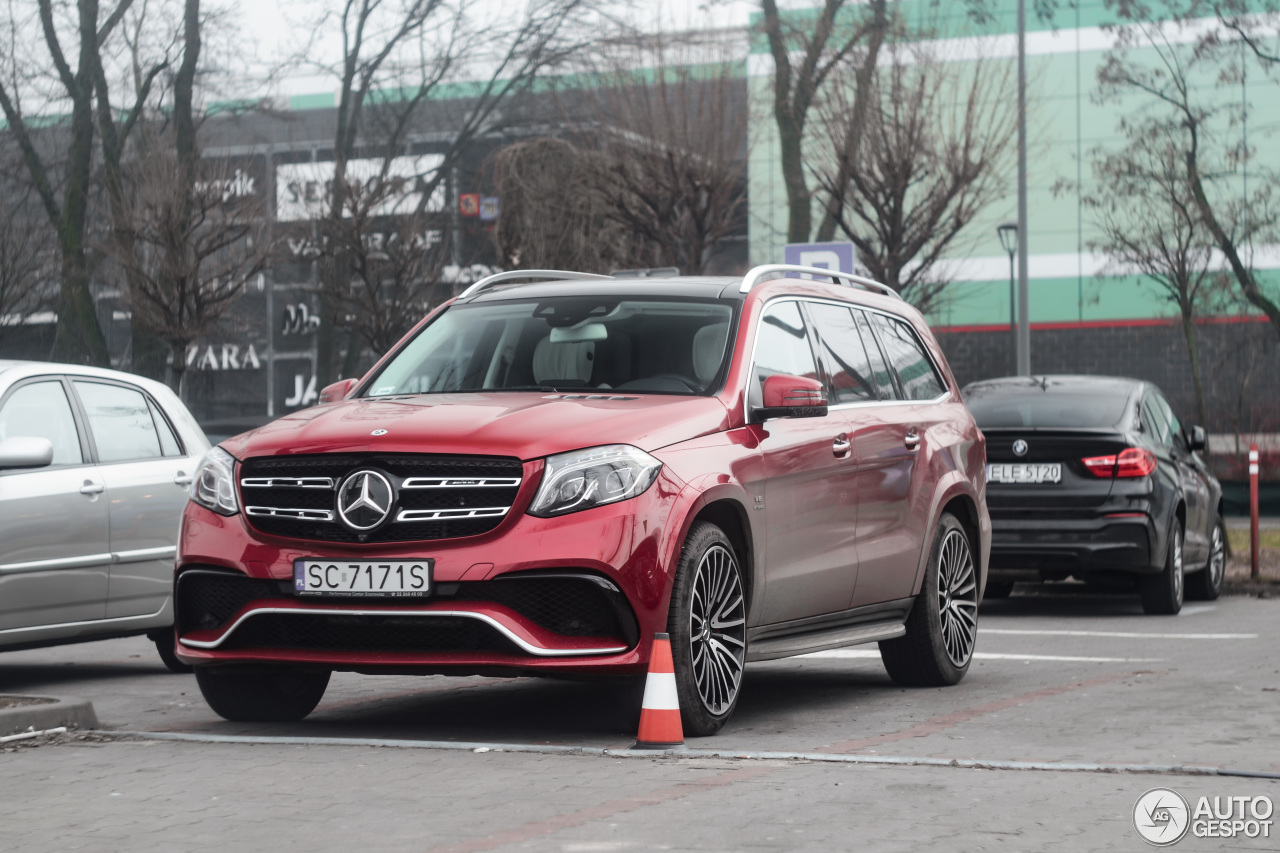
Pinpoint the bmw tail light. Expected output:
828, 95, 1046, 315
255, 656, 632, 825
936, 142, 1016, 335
1081, 447, 1157, 478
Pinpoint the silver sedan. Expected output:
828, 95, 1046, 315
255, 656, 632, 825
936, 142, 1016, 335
0, 361, 209, 670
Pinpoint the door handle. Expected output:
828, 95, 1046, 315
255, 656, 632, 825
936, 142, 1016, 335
904, 431, 921, 450
79, 481, 105, 495
174, 472, 193, 487
832, 435, 851, 457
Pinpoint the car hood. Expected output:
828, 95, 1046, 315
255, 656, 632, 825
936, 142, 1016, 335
220, 393, 731, 461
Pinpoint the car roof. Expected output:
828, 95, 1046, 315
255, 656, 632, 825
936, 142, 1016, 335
461, 276, 742, 303
0, 360, 176, 397
963, 374, 1143, 395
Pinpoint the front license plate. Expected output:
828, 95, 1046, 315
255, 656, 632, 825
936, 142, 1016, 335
293, 559, 433, 597
987, 463, 1062, 484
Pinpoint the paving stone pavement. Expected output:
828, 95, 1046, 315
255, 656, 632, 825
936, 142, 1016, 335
2, 591, 1278, 850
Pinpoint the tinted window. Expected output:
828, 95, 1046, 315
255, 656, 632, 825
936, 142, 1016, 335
1154, 393, 1182, 440
74, 381, 163, 463
148, 398, 184, 457
853, 310, 897, 400
965, 385, 1132, 429
806, 302, 878, 403
1141, 395, 1171, 446
866, 312, 946, 401
0, 381, 82, 465
368, 297, 735, 397
751, 301, 819, 409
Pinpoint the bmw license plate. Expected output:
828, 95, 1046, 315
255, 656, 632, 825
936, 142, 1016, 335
293, 559, 433, 597
986, 463, 1062, 484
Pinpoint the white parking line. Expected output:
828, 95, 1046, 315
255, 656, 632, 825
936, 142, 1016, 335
980, 629, 1256, 640
798, 650, 1161, 663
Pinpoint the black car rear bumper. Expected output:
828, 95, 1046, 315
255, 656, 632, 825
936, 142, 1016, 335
987, 515, 1157, 579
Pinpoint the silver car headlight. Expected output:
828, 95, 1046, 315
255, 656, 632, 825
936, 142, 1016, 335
191, 446, 240, 516
528, 445, 662, 518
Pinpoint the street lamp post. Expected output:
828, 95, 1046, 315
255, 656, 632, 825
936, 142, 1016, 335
1016, 0, 1031, 375
997, 222, 1018, 375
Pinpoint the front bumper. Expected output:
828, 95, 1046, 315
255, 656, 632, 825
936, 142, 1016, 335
173, 465, 684, 675
987, 514, 1156, 580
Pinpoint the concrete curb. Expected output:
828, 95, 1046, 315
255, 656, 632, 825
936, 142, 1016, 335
0, 696, 99, 737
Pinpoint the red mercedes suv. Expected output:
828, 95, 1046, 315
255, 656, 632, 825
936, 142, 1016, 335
175, 266, 990, 735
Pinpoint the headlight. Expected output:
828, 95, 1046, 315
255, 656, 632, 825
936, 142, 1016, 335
528, 445, 662, 518
191, 446, 239, 516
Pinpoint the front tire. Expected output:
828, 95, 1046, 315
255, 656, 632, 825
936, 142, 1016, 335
149, 630, 193, 674
880, 512, 978, 687
195, 667, 331, 722
667, 521, 747, 737
1140, 522, 1184, 615
1186, 515, 1225, 601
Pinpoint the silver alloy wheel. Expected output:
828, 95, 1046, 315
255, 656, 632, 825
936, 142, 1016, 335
1172, 528, 1184, 601
689, 544, 747, 715
1208, 524, 1226, 589
936, 529, 978, 668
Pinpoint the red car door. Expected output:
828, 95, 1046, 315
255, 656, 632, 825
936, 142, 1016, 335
849, 309, 949, 607
749, 300, 861, 624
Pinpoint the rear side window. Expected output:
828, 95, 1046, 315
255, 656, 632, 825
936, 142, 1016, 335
1141, 395, 1171, 446
0, 381, 83, 466
74, 381, 163, 463
805, 302, 878, 403
853, 310, 897, 400
148, 398, 184, 457
865, 312, 947, 401
751, 301, 819, 409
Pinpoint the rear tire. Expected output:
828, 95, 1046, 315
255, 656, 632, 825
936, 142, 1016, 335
983, 581, 1014, 600
1140, 522, 1184, 615
880, 513, 977, 687
667, 521, 747, 737
1186, 515, 1225, 601
149, 630, 193, 674
195, 667, 330, 722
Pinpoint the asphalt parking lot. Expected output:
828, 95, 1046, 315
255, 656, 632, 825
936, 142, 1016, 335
3, 588, 1278, 851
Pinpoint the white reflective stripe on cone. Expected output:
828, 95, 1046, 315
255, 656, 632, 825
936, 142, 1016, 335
1250, 464, 1260, 475
641, 672, 680, 711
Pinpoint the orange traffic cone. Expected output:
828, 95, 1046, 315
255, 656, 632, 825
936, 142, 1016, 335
633, 632, 684, 749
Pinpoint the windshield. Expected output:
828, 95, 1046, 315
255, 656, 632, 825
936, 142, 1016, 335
365, 296, 737, 397
964, 384, 1132, 429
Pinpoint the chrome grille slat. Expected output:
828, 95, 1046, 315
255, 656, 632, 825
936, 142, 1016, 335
246, 506, 335, 521
395, 506, 511, 522
241, 477, 335, 489
401, 477, 521, 489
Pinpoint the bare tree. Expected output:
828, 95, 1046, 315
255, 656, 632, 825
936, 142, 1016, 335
758, 0, 888, 243
0, 0, 148, 365
491, 136, 634, 273
292, 0, 598, 384
1097, 5, 1280, 337
1081, 123, 1223, 426
575, 33, 749, 275
812, 46, 1015, 313
0, 190, 53, 324
103, 144, 273, 398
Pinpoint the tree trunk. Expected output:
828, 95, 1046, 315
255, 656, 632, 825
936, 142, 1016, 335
776, 111, 812, 244
1179, 308, 1207, 430
51, 238, 109, 365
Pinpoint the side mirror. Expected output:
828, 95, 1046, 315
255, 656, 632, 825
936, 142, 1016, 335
753, 375, 829, 422
1186, 424, 1207, 452
0, 436, 55, 470
318, 378, 358, 404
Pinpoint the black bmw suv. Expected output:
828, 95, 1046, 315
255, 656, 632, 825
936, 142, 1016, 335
963, 375, 1224, 614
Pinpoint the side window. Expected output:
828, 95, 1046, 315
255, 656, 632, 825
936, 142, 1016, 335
865, 312, 947, 401
1154, 393, 1182, 441
1141, 395, 1171, 446
805, 302, 878, 404
148, 398, 184, 457
73, 381, 163, 463
750, 301, 819, 409
853, 310, 898, 400
0, 381, 83, 466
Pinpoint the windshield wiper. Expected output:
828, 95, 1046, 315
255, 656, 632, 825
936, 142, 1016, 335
472, 385, 562, 393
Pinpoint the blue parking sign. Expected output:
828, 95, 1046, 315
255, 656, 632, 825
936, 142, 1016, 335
784, 242, 855, 275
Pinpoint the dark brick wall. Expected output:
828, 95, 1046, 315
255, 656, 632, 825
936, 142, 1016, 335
935, 319, 1280, 436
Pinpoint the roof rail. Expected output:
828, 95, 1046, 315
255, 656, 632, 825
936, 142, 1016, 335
458, 269, 614, 300
739, 264, 902, 300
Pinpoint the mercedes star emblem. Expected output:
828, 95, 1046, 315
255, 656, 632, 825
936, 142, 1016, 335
336, 470, 394, 531
1012, 439, 1029, 457
371, 429, 388, 436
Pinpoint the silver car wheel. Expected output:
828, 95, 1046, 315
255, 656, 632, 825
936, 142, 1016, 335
1172, 528, 1184, 602
936, 528, 978, 668
1208, 524, 1225, 589
689, 544, 746, 715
